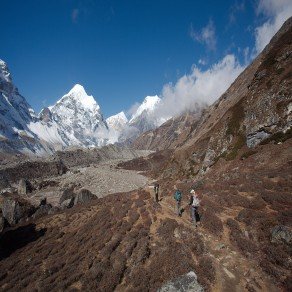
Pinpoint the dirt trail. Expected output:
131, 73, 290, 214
146, 186, 279, 292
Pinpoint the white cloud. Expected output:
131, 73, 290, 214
71, 8, 79, 23
254, 0, 292, 54
190, 20, 217, 51
153, 54, 245, 121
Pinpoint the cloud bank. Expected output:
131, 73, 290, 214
153, 54, 245, 122
255, 0, 292, 54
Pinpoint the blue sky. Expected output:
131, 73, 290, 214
0, 0, 291, 118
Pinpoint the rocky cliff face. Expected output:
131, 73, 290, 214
0, 60, 49, 155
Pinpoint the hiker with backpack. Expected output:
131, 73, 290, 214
174, 186, 182, 216
189, 189, 200, 227
154, 183, 159, 202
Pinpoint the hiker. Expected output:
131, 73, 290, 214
174, 187, 182, 216
154, 183, 159, 202
189, 189, 200, 226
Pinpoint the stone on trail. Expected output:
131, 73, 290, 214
158, 271, 204, 292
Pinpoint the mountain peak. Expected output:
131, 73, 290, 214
0, 59, 12, 83
130, 95, 161, 123
107, 111, 128, 124
57, 84, 100, 111
68, 84, 86, 95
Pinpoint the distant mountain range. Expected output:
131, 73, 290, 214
0, 61, 165, 155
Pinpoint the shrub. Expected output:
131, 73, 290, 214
202, 208, 223, 236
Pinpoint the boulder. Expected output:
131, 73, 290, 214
18, 179, 33, 195
32, 204, 53, 219
2, 194, 36, 225
271, 225, 292, 245
158, 271, 204, 292
74, 189, 96, 205
59, 188, 75, 204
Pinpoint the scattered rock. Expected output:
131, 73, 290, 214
74, 189, 96, 205
158, 271, 204, 292
215, 243, 226, 251
2, 194, 36, 225
223, 267, 236, 279
18, 179, 33, 195
271, 225, 292, 244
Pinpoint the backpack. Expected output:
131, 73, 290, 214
192, 196, 200, 207
174, 190, 182, 201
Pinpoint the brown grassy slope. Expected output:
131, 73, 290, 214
153, 137, 292, 291
0, 183, 282, 292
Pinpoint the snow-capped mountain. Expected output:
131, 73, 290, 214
105, 95, 163, 143
29, 84, 109, 149
106, 111, 128, 132
129, 95, 161, 123
0, 59, 49, 155
0, 58, 167, 155
129, 95, 162, 133
50, 84, 108, 147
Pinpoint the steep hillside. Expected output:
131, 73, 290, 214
158, 17, 292, 179
117, 17, 292, 290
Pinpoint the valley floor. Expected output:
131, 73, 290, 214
28, 160, 149, 206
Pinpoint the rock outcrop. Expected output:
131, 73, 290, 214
2, 194, 35, 225
158, 271, 204, 292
